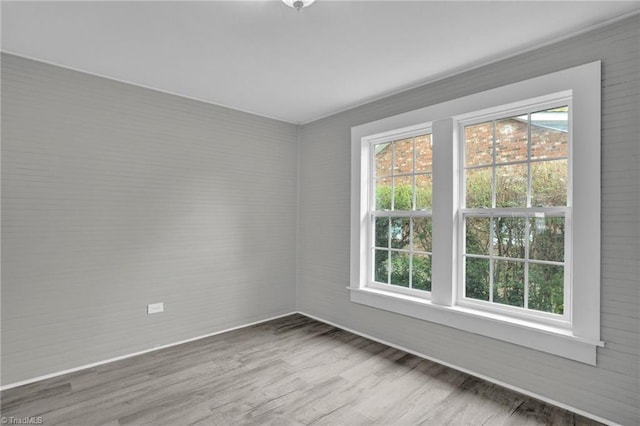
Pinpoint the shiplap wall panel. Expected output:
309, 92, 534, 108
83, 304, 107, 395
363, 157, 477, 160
298, 15, 639, 425
1, 53, 298, 385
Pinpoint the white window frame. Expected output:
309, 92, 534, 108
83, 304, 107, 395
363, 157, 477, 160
350, 62, 603, 364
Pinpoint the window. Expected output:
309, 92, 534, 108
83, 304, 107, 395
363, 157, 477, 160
350, 62, 602, 364
369, 130, 433, 295
460, 103, 571, 327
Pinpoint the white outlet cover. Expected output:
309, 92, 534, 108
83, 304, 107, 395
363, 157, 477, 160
147, 303, 164, 314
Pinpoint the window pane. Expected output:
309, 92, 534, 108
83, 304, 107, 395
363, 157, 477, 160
390, 217, 410, 249
531, 107, 568, 160
465, 121, 493, 167
412, 217, 432, 252
493, 260, 525, 308
415, 173, 432, 210
393, 175, 413, 210
415, 134, 433, 173
528, 263, 564, 314
390, 251, 410, 287
374, 250, 388, 283
412, 254, 431, 291
465, 257, 490, 301
375, 142, 392, 177
375, 177, 392, 210
465, 167, 492, 208
531, 160, 567, 207
374, 217, 389, 248
394, 137, 414, 174
494, 216, 526, 259
529, 216, 565, 262
465, 216, 491, 256
496, 164, 527, 208
495, 116, 528, 164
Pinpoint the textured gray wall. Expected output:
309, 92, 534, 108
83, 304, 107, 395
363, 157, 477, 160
298, 15, 639, 425
1, 54, 298, 385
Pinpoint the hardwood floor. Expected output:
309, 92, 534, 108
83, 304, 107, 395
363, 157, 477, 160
1, 314, 601, 425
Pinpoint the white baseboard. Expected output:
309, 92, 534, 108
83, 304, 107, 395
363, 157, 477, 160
297, 310, 619, 426
0, 311, 297, 392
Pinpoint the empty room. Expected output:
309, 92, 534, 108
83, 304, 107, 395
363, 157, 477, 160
1, 1, 639, 425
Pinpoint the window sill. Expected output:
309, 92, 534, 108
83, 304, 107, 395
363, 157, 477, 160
348, 286, 603, 365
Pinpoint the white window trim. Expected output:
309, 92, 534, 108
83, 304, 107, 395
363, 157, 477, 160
350, 61, 603, 365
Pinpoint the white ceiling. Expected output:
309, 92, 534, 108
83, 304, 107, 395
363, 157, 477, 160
2, 1, 639, 124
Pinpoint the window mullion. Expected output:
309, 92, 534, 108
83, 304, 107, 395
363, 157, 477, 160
489, 121, 496, 304
526, 112, 532, 208
491, 121, 497, 209
412, 136, 417, 211
524, 113, 532, 309
409, 214, 414, 289
391, 142, 395, 211
524, 217, 530, 310
489, 215, 494, 303
431, 118, 455, 306
386, 215, 391, 285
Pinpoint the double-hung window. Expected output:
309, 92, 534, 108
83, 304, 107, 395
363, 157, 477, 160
369, 129, 433, 295
350, 62, 602, 364
460, 101, 571, 327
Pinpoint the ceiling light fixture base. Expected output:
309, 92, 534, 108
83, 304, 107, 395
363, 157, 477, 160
282, 0, 316, 12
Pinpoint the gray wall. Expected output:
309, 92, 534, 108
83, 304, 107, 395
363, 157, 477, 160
297, 15, 639, 425
1, 54, 298, 385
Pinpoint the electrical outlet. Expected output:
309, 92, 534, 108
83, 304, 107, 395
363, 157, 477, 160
147, 302, 164, 314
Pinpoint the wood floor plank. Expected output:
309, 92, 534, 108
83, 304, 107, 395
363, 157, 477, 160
0, 314, 602, 425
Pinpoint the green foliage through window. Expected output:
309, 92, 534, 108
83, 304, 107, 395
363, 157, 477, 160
373, 184, 432, 291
